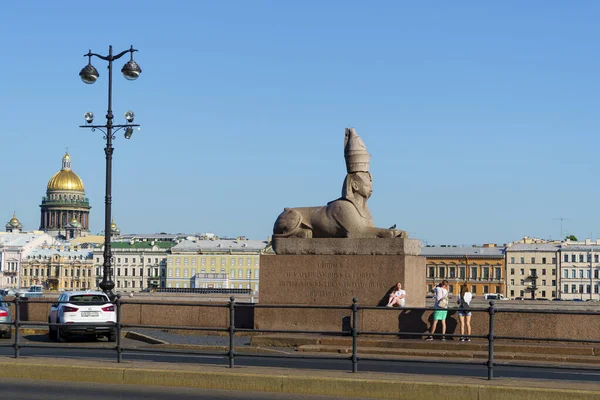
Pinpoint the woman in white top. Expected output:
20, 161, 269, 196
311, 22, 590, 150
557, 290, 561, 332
386, 282, 406, 307
457, 284, 473, 342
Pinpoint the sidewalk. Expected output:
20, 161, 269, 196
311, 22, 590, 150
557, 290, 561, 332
0, 355, 598, 399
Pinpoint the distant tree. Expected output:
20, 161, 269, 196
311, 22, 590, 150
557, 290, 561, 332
565, 235, 578, 241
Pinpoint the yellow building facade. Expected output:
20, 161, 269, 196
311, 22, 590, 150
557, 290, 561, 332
166, 239, 268, 292
21, 246, 94, 291
421, 246, 505, 296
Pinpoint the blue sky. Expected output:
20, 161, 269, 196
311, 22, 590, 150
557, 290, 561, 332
2, 1, 600, 245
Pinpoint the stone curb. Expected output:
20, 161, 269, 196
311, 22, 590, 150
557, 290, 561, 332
0, 360, 598, 399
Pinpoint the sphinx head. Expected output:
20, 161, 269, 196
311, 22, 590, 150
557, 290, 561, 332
342, 172, 373, 200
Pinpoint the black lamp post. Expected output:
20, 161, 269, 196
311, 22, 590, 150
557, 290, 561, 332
79, 45, 142, 299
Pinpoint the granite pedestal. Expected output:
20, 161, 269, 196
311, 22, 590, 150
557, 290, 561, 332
255, 238, 425, 332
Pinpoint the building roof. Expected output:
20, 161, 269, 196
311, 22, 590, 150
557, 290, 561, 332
421, 246, 505, 258
0, 232, 50, 248
559, 245, 600, 252
110, 241, 175, 249
26, 247, 92, 259
172, 239, 269, 253
505, 243, 560, 252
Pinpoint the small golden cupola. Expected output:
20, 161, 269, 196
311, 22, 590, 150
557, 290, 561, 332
5, 212, 23, 233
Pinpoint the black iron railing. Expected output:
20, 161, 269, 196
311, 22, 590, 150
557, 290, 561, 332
1, 296, 599, 381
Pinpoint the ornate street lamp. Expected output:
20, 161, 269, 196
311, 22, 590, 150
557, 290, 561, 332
79, 45, 142, 299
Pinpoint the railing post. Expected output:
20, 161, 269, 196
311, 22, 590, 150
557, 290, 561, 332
116, 294, 122, 363
228, 296, 235, 368
13, 294, 20, 359
351, 297, 359, 373
487, 300, 495, 380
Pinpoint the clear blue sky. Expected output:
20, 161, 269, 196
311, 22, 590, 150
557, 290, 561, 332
2, 1, 599, 245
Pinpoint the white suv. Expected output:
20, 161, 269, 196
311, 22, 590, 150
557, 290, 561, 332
48, 291, 117, 342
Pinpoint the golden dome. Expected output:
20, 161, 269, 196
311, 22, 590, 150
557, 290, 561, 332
47, 170, 85, 191
46, 152, 85, 192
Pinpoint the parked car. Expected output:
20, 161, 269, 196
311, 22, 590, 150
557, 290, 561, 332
552, 298, 565, 301
572, 299, 584, 302
484, 293, 507, 300
535, 298, 549, 301
48, 291, 116, 342
513, 297, 524, 301
0, 297, 12, 339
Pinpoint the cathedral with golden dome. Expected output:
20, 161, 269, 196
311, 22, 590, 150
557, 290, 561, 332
39, 152, 91, 239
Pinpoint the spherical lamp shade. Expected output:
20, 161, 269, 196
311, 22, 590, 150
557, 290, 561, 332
79, 64, 99, 84
121, 60, 142, 81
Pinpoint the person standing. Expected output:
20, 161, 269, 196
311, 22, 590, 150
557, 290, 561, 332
457, 284, 472, 341
425, 280, 449, 341
386, 282, 406, 307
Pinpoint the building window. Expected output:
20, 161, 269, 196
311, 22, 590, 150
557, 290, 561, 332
510, 268, 515, 275
572, 270, 576, 279
168, 269, 172, 278
470, 267, 478, 280
595, 255, 599, 263
542, 258, 546, 264
230, 258, 235, 266
439, 267, 446, 278
176, 258, 180, 265
428, 267, 435, 278
580, 254, 584, 263
520, 257, 525, 264
449, 267, 456, 278
510, 257, 515, 264
510, 290, 514, 297
483, 268, 490, 280
238, 269, 243, 278
542, 269, 546, 275
495, 286, 501, 294
495, 268, 501, 279
572, 255, 576, 262
184, 258, 188, 265
564, 254, 568, 262
192, 258, 196, 265
246, 258, 251, 266
542, 280, 546, 286
459, 267, 465, 279
551, 269, 555, 275
254, 269, 259, 278
541, 290, 546, 297
571, 284, 576, 293
520, 279, 524, 285
530, 257, 535, 264
579, 270, 584, 279
238, 258, 243, 266
230, 269, 235, 278
551, 280, 556, 286
254, 258, 259, 266
564, 284, 569, 293
510, 279, 514, 285
201, 258, 206, 266
211, 258, 216, 266
221, 258, 226, 266
175, 269, 180, 278
483, 286, 489, 294
471, 285, 476, 294
184, 269, 188, 278
520, 269, 524, 275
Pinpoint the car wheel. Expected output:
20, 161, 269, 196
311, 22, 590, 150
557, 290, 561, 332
48, 318, 55, 338
4, 329, 11, 340
108, 330, 117, 343
56, 325, 64, 342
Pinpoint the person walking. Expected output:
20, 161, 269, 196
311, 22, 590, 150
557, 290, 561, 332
425, 280, 449, 341
386, 282, 406, 307
457, 284, 472, 342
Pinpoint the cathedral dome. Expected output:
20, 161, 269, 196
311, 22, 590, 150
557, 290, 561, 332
47, 152, 85, 192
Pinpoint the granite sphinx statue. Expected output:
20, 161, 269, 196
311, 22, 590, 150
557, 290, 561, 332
273, 128, 407, 239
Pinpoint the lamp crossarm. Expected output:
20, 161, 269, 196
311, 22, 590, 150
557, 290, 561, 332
83, 48, 138, 62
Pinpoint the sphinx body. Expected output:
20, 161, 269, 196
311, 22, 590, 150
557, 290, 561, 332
273, 172, 407, 239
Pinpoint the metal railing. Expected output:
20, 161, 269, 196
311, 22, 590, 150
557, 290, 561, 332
1, 296, 599, 381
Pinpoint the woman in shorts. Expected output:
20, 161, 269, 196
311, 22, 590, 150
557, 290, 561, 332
457, 284, 472, 342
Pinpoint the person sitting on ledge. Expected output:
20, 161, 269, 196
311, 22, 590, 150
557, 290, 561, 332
386, 282, 406, 307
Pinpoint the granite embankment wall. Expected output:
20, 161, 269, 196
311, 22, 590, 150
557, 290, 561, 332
8, 298, 600, 341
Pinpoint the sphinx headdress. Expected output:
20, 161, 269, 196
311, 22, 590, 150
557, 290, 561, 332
344, 128, 370, 173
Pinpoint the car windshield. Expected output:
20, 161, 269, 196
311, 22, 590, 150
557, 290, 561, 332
68, 294, 109, 305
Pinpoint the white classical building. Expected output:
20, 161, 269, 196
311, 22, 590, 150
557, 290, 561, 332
559, 240, 600, 301
0, 231, 56, 288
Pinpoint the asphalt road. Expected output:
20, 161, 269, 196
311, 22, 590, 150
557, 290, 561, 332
1, 338, 599, 384
0, 377, 354, 400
